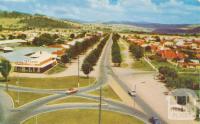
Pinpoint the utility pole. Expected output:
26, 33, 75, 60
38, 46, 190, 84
98, 86, 102, 124
77, 55, 80, 88
16, 81, 20, 104
6, 62, 8, 91
35, 115, 38, 124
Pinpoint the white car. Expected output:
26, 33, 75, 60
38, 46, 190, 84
66, 88, 78, 94
128, 90, 136, 97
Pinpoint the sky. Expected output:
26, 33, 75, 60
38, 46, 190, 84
0, 0, 200, 24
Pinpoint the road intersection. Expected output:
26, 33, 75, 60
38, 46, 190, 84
0, 34, 149, 124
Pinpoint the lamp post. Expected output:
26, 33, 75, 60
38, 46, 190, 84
133, 81, 145, 109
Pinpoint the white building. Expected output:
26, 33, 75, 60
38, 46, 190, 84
167, 89, 198, 120
13, 51, 57, 73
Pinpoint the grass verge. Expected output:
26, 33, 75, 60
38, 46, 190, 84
90, 85, 121, 101
48, 96, 97, 105
46, 64, 66, 75
2, 76, 95, 89
23, 109, 144, 124
132, 59, 154, 71
7, 91, 48, 107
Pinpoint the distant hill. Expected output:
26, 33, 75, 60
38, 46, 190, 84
104, 21, 200, 34
0, 10, 80, 30
153, 27, 200, 34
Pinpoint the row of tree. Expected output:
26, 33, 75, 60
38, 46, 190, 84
158, 66, 198, 90
61, 35, 101, 63
81, 35, 110, 77
129, 43, 144, 60
112, 33, 122, 66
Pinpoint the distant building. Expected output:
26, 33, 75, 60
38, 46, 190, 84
3, 47, 14, 53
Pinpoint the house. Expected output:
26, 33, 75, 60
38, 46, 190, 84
157, 49, 186, 60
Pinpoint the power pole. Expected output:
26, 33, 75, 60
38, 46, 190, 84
98, 86, 102, 124
77, 55, 80, 88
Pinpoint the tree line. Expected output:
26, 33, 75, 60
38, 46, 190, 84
81, 34, 110, 77
0, 11, 30, 18
129, 43, 144, 60
158, 66, 199, 90
61, 35, 101, 63
112, 33, 122, 66
20, 16, 76, 29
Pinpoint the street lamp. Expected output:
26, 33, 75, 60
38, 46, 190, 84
132, 81, 145, 108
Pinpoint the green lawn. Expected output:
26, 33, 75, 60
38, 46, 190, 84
48, 96, 97, 105
2, 76, 96, 89
132, 59, 154, 71
23, 109, 144, 124
7, 91, 48, 107
118, 39, 126, 51
46, 64, 66, 75
90, 85, 121, 101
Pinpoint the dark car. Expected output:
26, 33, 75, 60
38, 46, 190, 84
149, 117, 161, 124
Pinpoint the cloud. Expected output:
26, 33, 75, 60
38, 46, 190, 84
0, 0, 31, 2
0, 0, 200, 24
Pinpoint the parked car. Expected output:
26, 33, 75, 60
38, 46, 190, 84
66, 88, 78, 94
149, 117, 161, 124
128, 90, 136, 97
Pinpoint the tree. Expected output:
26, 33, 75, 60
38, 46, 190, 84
154, 36, 161, 42
0, 25, 2, 31
17, 34, 27, 39
70, 33, 75, 39
134, 45, 144, 60
61, 54, 70, 63
87, 53, 97, 66
0, 59, 12, 91
81, 60, 93, 78
32, 33, 57, 46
